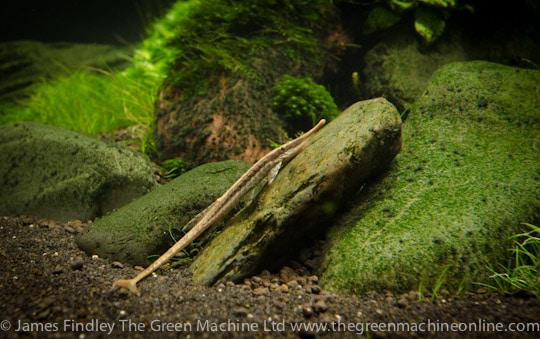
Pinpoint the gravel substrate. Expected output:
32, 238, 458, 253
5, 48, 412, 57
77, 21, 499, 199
1, 216, 539, 338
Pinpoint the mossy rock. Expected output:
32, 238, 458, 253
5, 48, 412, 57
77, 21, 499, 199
76, 160, 249, 266
152, 0, 342, 165
191, 98, 402, 286
319, 61, 540, 294
0, 122, 156, 222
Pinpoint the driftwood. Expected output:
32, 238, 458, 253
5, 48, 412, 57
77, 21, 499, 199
191, 98, 402, 285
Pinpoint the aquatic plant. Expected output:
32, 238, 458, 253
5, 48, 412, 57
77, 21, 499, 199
0, 68, 157, 149
0, 8, 171, 152
479, 223, 540, 297
159, 157, 190, 178
362, 0, 474, 44
272, 75, 338, 132
148, 0, 334, 98
124, 0, 197, 83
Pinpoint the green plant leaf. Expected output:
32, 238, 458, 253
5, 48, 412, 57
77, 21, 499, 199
364, 5, 402, 34
419, 0, 456, 8
389, 0, 417, 12
414, 6, 446, 44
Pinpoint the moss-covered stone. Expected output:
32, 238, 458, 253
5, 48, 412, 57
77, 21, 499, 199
362, 30, 467, 111
0, 122, 156, 222
319, 61, 540, 294
75, 160, 249, 266
191, 98, 402, 286
152, 0, 343, 165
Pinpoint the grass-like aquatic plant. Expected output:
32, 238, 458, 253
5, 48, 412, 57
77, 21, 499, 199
479, 223, 540, 297
35, 70, 152, 133
1, 66, 159, 155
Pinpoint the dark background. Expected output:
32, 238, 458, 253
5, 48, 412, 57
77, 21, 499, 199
0, 0, 176, 45
1, 0, 538, 46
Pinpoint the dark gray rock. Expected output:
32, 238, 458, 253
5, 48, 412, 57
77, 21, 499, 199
75, 160, 249, 266
319, 61, 540, 294
363, 31, 467, 111
191, 98, 402, 286
362, 28, 539, 111
0, 122, 156, 222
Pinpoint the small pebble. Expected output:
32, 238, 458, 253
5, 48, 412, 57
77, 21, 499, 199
251, 276, 263, 286
312, 299, 328, 313
279, 266, 296, 283
111, 261, 124, 269
286, 280, 299, 289
302, 305, 314, 317
397, 297, 409, 308
309, 285, 322, 294
276, 284, 289, 293
52, 265, 64, 275
252, 286, 269, 296
71, 257, 84, 270
308, 275, 319, 285
233, 307, 249, 317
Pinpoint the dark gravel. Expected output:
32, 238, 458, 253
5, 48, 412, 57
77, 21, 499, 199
1, 216, 539, 338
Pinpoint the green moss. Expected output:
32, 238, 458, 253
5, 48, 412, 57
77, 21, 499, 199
319, 62, 540, 294
124, 0, 198, 83
148, 0, 332, 98
272, 75, 338, 133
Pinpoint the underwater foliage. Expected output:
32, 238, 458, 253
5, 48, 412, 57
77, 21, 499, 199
0, 0, 338, 157
1, 69, 155, 136
124, 0, 197, 83
159, 157, 190, 179
272, 75, 338, 133
139, 0, 334, 98
481, 223, 540, 297
362, 0, 473, 44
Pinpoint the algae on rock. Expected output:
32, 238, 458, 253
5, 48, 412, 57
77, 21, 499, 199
76, 160, 249, 266
319, 61, 540, 294
191, 98, 402, 286
0, 122, 156, 223
152, 0, 344, 165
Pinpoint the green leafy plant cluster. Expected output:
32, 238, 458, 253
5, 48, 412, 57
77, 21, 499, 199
362, 0, 473, 44
159, 157, 190, 179
272, 75, 338, 132
480, 223, 540, 297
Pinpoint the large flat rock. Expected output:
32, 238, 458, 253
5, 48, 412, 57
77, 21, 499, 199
319, 61, 540, 294
0, 122, 156, 222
